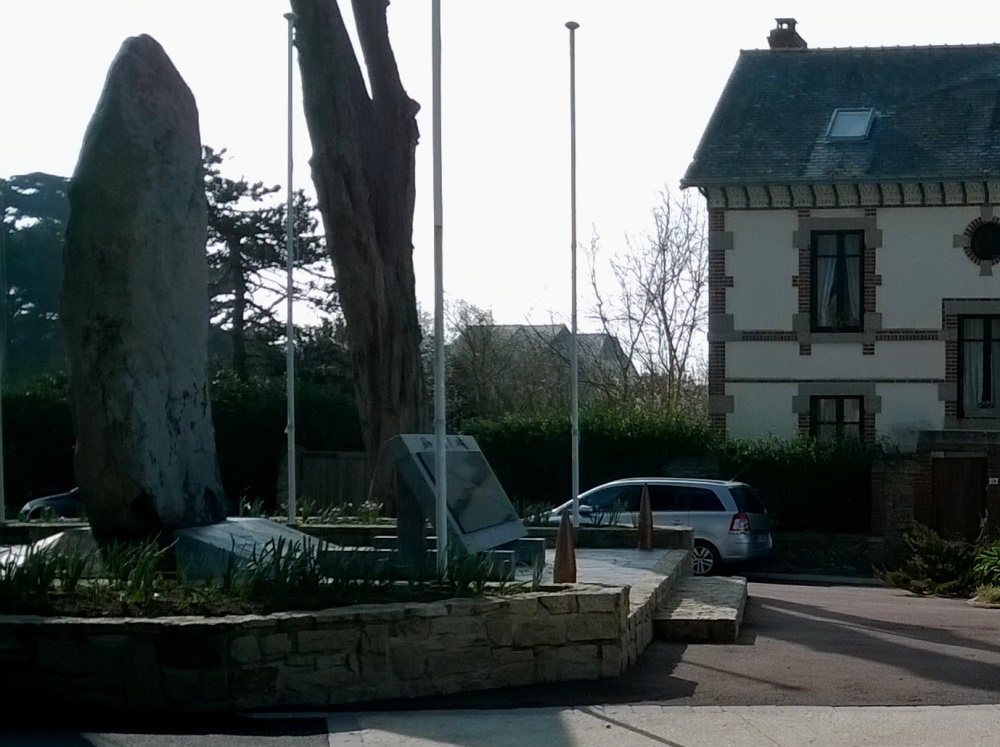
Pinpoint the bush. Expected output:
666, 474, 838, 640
2, 375, 76, 505
0, 372, 363, 517
463, 405, 718, 514
714, 435, 874, 533
880, 523, 978, 597
973, 539, 1000, 587
975, 585, 1000, 605
463, 407, 873, 533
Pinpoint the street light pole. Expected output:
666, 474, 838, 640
566, 21, 580, 527
432, 0, 448, 575
283, 11, 298, 527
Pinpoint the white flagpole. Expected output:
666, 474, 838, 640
566, 21, 581, 527
432, 0, 448, 574
283, 11, 298, 527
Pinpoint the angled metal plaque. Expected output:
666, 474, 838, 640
387, 434, 526, 554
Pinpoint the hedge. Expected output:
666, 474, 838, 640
462, 408, 874, 534
1, 381, 875, 533
1, 374, 363, 515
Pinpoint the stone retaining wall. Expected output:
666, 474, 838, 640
0, 581, 661, 712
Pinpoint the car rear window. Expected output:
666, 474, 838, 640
678, 487, 725, 512
731, 485, 767, 514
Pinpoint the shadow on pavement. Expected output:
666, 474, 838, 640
756, 593, 1000, 693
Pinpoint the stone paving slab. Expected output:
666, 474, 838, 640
653, 574, 747, 643
325, 704, 1000, 747
522, 547, 690, 613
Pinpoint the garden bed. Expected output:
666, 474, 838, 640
0, 570, 673, 712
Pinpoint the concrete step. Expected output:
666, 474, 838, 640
652, 575, 748, 644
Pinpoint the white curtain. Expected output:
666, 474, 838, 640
815, 239, 838, 327
963, 340, 984, 412
845, 234, 863, 326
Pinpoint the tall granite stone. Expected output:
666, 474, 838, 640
62, 35, 225, 539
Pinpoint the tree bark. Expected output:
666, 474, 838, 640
290, 0, 427, 510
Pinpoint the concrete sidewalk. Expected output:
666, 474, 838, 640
324, 704, 1000, 746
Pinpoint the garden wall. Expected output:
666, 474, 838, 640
0, 554, 682, 712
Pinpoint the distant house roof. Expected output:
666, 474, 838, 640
461, 324, 636, 374
481, 324, 567, 341
681, 43, 1000, 188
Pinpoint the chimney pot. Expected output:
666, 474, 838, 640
768, 17, 807, 50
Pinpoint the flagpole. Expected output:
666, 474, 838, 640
432, 0, 448, 574
566, 21, 581, 527
283, 11, 298, 527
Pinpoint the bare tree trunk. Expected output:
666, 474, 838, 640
291, 0, 427, 511
229, 236, 248, 381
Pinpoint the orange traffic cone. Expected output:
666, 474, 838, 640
638, 483, 653, 550
552, 511, 577, 583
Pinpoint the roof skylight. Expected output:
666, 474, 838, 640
826, 108, 875, 140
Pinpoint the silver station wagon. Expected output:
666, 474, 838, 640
548, 477, 773, 575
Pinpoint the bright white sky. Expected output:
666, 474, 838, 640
3, 1, 999, 330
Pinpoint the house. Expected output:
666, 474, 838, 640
449, 324, 636, 415
681, 19, 1000, 540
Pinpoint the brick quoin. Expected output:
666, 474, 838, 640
708, 207, 727, 436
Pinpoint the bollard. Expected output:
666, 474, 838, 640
552, 511, 577, 583
638, 483, 653, 550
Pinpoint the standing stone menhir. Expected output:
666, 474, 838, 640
62, 34, 225, 540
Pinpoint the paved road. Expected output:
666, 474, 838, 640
4, 582, 999, 745
352, 581, 1000, 710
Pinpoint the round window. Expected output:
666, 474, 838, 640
971, 221, 1000, 263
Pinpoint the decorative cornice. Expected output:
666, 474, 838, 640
704, 181, 1000, 209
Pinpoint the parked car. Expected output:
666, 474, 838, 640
19, 487, 84, 520
548, 477, 773, 576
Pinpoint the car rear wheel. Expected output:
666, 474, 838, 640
691, 540, 721, 576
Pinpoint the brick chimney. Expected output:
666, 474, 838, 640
768, 18, 807, 50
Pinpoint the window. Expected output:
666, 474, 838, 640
970, 222, 1000, 263
676, 487, 725, 512
826, 108, 875, 140
811, 396, 863, 442
583, 484, 641, 512
646, 485, 679, 512
812, 231, 863, 332
959, 316, 1000, 418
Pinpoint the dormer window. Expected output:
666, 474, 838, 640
826, 108, 875, 140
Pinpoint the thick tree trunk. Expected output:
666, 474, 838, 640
290, 0, 427, 511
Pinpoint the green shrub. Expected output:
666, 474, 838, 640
973, 540, 1000, 587
463, 405, 718, 513
462, 407, 873, 533
975, 584, 1000, 605
880, 522, 978, 597
714, 435, 874, 533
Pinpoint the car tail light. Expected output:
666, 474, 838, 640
729, 512, 750, 534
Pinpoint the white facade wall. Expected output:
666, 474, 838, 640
727, 341, 943, 380
727, 383, 798, 440
878, 207, 993, 328
876, 384, 942, 451
718, 204, 999, 444
725, 211, 798, 329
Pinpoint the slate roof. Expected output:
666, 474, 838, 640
681, 45, 1000, 187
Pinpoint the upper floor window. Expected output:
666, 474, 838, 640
812, 230, 864, 332
811, 396, 863, 442
960, 316, 1000, 419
